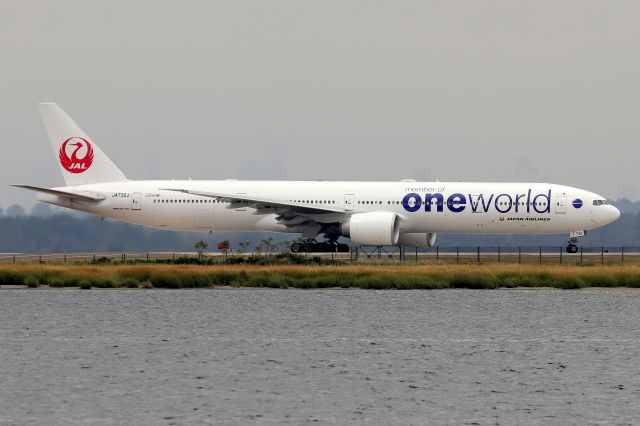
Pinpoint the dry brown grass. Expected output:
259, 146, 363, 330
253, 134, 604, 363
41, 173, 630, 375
1, 262, 640, 289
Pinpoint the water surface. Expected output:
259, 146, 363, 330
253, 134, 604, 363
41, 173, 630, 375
0, 289, 639, 425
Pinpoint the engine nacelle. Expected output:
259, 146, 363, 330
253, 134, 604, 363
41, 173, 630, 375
396, 232, 438, 247
397, 233, 426, 247
340, 211, 400, 246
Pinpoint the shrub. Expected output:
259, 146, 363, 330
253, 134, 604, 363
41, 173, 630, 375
580, 275, 615, 287
617, 274, 640, 287
208, 271, 237, 286
450, 274, 500, 289
90, 277, 116, 288
119, 277, 139, 288
0, 270, 25, 285
176, 274, 212, 288
556, 276, 586, 289
150, 275, 182, 288
24, 275, 39, 288
45, 277, 66, 287
49, 276, 82, 287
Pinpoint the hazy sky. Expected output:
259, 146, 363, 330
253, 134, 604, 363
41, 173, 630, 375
1, 1, 639, 210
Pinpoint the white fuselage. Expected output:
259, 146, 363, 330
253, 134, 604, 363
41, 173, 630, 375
26, 103, 621, 246
38, 180, 620, 235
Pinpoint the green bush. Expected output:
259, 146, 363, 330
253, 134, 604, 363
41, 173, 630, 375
175, 274, 212, 288
208, 271, 237, 286
0, 270, 26, 285
150, 275, 182, 288
616, 274, 640, 287
450, 274, 500, 289
556, 276, 586, 289
24, 275, 39, 288
47, 276, 81, 287
118, 277, 139, 288
45, 277, 66, 287
90, 277, 116, 288
580, 275, 614, 287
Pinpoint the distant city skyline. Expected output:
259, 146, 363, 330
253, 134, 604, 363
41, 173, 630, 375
2, 1, 638, 209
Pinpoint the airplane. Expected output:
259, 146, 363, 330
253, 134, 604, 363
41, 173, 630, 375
14, 103, 620, 254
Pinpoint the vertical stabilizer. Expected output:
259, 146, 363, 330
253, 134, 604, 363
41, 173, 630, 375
38, 102, 127, 186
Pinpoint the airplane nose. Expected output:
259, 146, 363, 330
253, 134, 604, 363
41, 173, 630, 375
602, 205, 621, 225
612, 206, 621, 221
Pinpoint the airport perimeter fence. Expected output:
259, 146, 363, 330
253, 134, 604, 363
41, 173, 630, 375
1, 246, 640, 266
352, 245, 640, 266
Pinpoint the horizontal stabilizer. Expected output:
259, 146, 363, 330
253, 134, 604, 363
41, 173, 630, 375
12, 185, 106, 202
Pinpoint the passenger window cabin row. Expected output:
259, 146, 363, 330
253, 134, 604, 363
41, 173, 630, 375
150, 198, 560, 208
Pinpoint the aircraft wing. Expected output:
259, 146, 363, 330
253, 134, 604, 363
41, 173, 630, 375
160, 188, 346, 214
12, 185, 106, 202
160, 188, 345, 238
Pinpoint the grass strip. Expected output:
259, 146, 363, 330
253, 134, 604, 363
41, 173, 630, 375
1, 263, 640, 289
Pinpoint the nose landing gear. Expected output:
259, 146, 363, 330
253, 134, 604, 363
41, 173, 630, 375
566, 230, 585, 254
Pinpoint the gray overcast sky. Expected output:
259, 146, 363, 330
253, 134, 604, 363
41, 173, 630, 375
1, 1, 639, 210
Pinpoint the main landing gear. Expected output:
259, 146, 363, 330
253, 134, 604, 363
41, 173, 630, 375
566, 231, 585, 254
290, 239, 350, 253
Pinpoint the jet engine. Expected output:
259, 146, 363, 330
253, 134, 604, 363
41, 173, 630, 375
396, 232, 438, 247
340, 212, 400, 246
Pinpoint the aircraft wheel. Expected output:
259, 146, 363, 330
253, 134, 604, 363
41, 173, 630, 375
566, 244, 578, 254
303, 243, 312, 252
291, 242, 301, 253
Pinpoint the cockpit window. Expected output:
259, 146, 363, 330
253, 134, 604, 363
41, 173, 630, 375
593, 199, 611, 206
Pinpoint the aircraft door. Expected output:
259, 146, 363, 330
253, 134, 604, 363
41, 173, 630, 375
344, 194, 355, 210
131, 192, 142, 210
555, 195, 566, 214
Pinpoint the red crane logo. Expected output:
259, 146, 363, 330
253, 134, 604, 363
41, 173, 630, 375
59, 137, 94, 173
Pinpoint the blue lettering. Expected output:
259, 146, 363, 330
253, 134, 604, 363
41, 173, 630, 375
514, 194, 526, 213
448, 193, 466, 213
533, 190, 551, 213
425, 193, 444, 212
495, 193, 513, 214
402, 193, 422, 213
470, 194, 494, 213
400, 189, 550, 215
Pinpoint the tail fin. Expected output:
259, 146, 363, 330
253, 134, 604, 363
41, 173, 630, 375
38, 102, 127, 186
